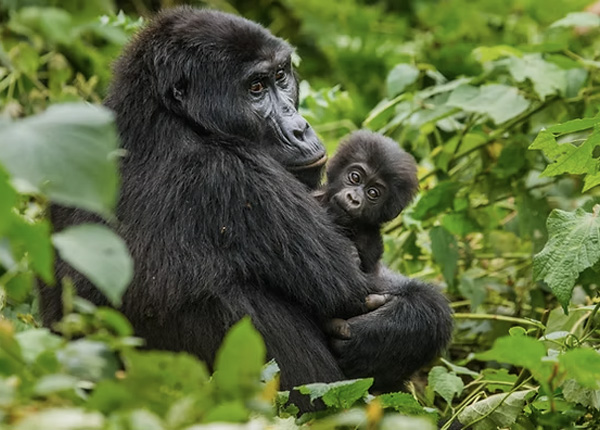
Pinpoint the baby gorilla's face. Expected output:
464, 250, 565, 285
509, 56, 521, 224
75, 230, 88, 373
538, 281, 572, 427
329, 161, 389, 226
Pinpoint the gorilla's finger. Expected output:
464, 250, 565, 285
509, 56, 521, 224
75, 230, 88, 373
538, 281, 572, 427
365, 293, 390, 311
325, 318, 351, 339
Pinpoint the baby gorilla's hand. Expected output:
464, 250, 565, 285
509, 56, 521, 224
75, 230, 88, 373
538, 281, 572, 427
325, 293, 390, 340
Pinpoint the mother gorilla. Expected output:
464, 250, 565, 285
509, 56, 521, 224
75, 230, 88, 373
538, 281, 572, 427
40, 7, 452, 406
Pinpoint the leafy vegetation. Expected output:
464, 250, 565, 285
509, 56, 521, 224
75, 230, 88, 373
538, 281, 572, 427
1, 0, 600, 428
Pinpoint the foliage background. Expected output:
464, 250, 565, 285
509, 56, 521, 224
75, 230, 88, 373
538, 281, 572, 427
1, 0, 600, 429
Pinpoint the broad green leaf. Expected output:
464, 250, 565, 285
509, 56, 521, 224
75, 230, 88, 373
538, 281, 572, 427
297, 378, 373, 409
551, 12, 600, 28
0, 322, 25, 376
15, 329, 62, 364
34, 375, 79, 396
476, 336, 552, 384
430, 226, 458, 288
378, 392, 430, 415
94, 350, 209, 416
442, 212, 479, 237
126, 409, 165, 430
52, 224, 133, 306
12, 408, 104, 430
562, 379, 600, 410
380, 415, 435, 430
9, 42, 40, 76
546, 114, 600, 134
458, 275, 487, 311
505, 54, 567, 100
457, 390, 533, 430
412, 181, 460, 220
213, 317, 266, 401
57, 340, 120, 382
8, 216, 54, 284
530, 128, 600, 192
472, 45, 522, 63
0, 167, 17, 237
533, 207, 600, 312
5, 271, 33, 303
0, 103, 120, 218
427, 366, 463, 405
447, 84, 530, 125
480, 369, 518, 393
560, 349, 600, 389
386, 64, 419, 98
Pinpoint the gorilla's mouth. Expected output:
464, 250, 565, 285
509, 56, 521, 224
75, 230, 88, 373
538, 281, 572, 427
286, 154, 328, 172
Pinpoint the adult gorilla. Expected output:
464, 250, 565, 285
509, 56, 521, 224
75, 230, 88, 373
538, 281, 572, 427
40, 7, 452, 406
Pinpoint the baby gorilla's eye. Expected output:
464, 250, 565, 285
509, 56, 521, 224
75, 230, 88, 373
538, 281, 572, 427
367, 187, 380, 199
250, 81, 264, 94
348, 171, 361, 184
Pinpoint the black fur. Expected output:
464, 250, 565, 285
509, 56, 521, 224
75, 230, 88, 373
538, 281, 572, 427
38, 7, 452, 410
317, 131, 418, 273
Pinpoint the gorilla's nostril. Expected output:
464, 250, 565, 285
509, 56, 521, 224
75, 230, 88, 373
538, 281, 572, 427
346, 192, 360, 206
293, 128, 304, 140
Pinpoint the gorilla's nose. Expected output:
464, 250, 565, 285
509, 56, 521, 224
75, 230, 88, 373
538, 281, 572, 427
292, 116, 310, 141
346, 192, 361, 207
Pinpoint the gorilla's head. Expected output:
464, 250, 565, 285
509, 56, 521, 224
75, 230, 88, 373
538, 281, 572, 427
109, 7, 326, 188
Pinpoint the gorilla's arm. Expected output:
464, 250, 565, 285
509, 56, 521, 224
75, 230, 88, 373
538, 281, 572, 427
330, 269, 453, 392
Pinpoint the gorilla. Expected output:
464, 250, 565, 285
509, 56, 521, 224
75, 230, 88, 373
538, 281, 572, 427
39, 7, 452, 409
315, 130, 419, 274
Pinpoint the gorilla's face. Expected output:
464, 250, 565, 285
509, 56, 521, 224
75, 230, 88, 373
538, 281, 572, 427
148, 9, 326, 188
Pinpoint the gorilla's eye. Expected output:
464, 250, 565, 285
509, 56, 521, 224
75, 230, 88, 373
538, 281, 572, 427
250, 81, 265, 94
367, 187, 380, 200
348, 171, 361, 184
275, 68, 285, 81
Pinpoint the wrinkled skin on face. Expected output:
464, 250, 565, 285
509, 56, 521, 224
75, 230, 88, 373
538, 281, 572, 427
147, 11, 326, 188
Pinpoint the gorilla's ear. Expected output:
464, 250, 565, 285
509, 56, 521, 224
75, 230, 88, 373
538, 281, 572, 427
172, 80, 187, 103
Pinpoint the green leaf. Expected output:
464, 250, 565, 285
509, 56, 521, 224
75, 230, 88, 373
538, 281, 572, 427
8, 217, 54, 284
551, 12, 600, 28
562, 379, 600, 410
480, 369, 518, 393
427, 366, 463, 405
430, 226, 458, 288
533, 207, 600, 312
0, 103, 120, 218
52, 224, 133, 306
112, 350, 209, 416
9, 43, 40, 76
57, 339, 120, 382
34, 374, 79, 396
0, 167, 17, 237
560, 348, 600, 389
12, 408, 104, 430
386, 64, 420, 98
0, 322, 25, 376
378, 392, 430, 415
15, 328, 62, 364
447, 84, 530, 125
476, 336, 552, 385
546, 114, 600, 134
213, 317, 266, 401
126, 409, 165, 430
472, 45, 522, 63
412, 181, 460, 220
457, 390, 533, 430
505, 54, 567, 100
297, 378, 373, 409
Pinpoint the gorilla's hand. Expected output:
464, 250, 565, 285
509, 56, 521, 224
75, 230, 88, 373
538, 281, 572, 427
325, 293, 389, 340
329, 276, 453, 393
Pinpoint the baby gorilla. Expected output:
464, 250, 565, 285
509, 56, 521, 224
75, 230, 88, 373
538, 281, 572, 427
316, 130, 418, 273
